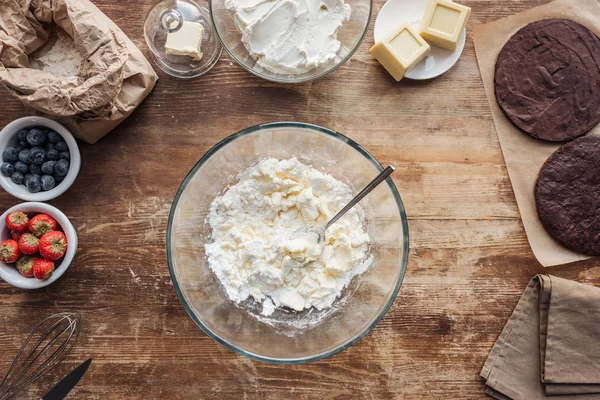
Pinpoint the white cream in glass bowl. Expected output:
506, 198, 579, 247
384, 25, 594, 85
167, 122, 408, 363
210, 0, 373, 82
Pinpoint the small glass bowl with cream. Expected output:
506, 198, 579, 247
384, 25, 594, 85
209, 0, 372, 83
144, 0, 222, 78
167, 122, 409, 363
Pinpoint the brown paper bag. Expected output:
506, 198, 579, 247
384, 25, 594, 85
0, 0, 158, 144
473, 0, 600, 267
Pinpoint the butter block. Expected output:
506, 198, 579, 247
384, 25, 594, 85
419, 0, 471, 51
165, 21, 204, 61
370, 22, 431, 81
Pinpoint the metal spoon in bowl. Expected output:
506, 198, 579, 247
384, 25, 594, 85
290, 165, 395, 245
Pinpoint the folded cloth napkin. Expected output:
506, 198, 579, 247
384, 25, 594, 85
481, 275, 600, 399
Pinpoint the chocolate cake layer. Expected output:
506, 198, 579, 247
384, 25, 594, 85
536, 135, 600, 255
495, 19, 600, 141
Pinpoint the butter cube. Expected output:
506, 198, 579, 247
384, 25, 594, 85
165, 21, 204, 61
419, 0, 471, 51
370, 22, 431, 81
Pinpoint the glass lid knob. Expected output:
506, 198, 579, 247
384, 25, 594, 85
160, 9, 183, 33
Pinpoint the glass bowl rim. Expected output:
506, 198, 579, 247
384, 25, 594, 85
208, 0, 373, 83
166, 121, 410, 363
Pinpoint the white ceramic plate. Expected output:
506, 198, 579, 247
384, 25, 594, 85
374, 0, 467, 80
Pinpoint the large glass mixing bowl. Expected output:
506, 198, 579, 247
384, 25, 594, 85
167, 122, 408, 363
209, 0, 372, 83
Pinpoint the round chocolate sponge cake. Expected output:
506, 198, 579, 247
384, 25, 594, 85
495, 19, 600, 141
535, 135, 600, 255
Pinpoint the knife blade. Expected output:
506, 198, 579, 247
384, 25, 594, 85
41, 358, 92, 400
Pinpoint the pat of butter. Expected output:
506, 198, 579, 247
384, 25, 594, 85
370, 22, 430, 81
165, 21, 204, 61
419, 0, 471, 51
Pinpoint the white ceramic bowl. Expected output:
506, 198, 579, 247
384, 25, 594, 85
0, 202, 77, 289
0, 117, 81, 201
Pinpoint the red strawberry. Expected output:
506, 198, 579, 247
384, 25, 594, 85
18, 233, 40, 255
39, 231, 67, 260
33, 258, 54, 280
10, 231, 22, 241
0, 239, 20, 263
16, 255, 37, 278
28, 214, 57, 238
5, 212, 29, 233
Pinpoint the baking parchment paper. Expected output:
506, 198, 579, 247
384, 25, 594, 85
473, 0, 600, 267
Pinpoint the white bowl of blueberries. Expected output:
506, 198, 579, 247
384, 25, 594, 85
0, 117, 80, 201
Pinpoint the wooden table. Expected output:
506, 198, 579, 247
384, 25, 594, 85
1, 0, 598, 398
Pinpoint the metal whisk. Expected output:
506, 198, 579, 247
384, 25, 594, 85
0, 312, 80, 400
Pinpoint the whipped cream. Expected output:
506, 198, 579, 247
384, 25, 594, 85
225, 0, 351, 74
205, 158, 371, 316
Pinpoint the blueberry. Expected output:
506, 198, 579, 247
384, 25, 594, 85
2, 147, 18, 163
41, 175, 55, 191
17, 129, 28, 142
18, 149, 30, 164
19, 139, 30, 149
47, 149, 59, 161
55, 159, 69, 177
14, 161, 29, 174
55, 142, 68, 152
10, 172, 24, 185
41, 161, 56, 175
48, 131, 63, 143
15, 145, 23, 153
24, 174, 31, 185
54, 175, 65, 185
26, 128, 46, 147
1, 162, 15, 177
59, 151, 70, 161
29, 147, 46, 165
30, 163, 42, 174
33, 152, 46, 165
26, 174, 41, 193
27, 147, 41, 161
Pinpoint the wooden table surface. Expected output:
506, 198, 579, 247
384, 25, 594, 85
1, 0, 599, 398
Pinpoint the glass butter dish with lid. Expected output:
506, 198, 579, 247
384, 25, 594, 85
144, 0, 222, 78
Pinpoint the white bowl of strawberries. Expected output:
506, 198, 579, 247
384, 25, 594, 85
0, 202, 77, 289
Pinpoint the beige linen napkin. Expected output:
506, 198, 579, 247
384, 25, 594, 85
481, 275, 600, 399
